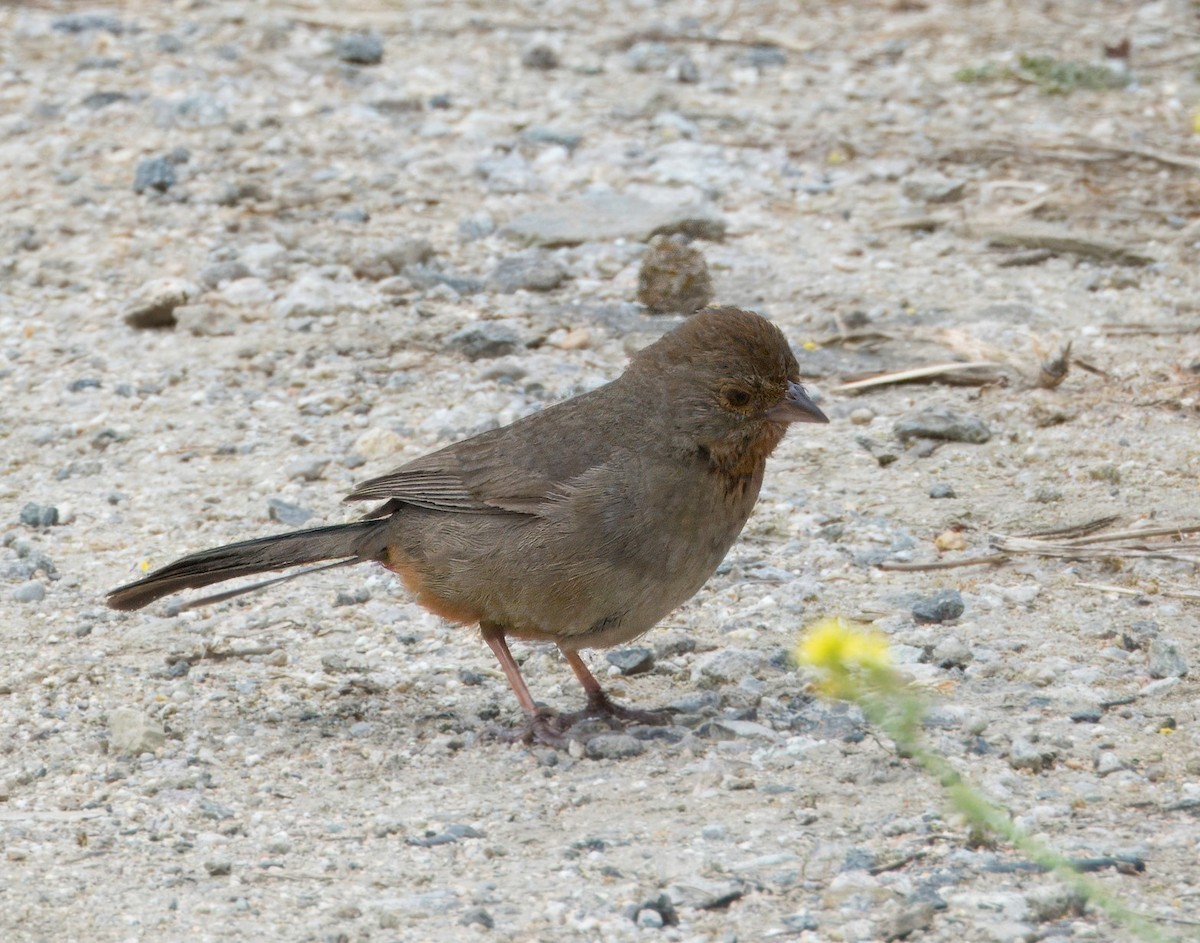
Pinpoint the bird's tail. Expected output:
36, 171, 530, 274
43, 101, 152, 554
106, 520, 389, 611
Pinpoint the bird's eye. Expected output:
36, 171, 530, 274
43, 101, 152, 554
723, 388, 752, 409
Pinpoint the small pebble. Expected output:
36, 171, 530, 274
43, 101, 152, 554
459, 907, 495, 929
848, 407, 875, 425
204, 859, 232, 877
637, 235, 713, 315
334, 588, 371, 607
894, 408, 991, 445
521, 44, 559, 70
447, 323, 521, 360
12, 581, 46, 603
337, 33, 383, 65
929, 483, 956, 499
1095, 751, 1125, 776
19, 503, 58, 527
606, 647, 654, 675
109, 707, 165, 754
912, 589, 965, 624
486, 250, 566, 294
133, 156, 176, 194
267, 498, 312, 526
1147, 639, 1188, 679
585, 734, 644, 760
285, 456, 330, 481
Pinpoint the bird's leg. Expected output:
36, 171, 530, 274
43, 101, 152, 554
480, 621, 568, 746
559, 647, 674, 727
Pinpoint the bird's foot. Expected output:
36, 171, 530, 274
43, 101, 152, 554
561, 689, 675, 729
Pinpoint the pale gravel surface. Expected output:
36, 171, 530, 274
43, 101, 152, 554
3, 2, 1200, 942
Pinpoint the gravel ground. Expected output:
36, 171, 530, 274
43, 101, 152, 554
3, 2, 1200, 941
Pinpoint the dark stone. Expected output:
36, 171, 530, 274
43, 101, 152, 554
133, 156, 176, 194
337, 33, 383, 65
912, 589, 965, 624
447, 323, 521, 360
486, 250, 566, 293
637, 236, 713, 314
521, 44, 559, 70
20, 503, 59, 528
82, 91, 130, 110
53, 13, 125, 34
894, 408, 991, 445
606, 647, 655, 675
267, 498, 312, 526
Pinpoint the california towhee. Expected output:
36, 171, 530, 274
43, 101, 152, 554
107, 306, 829, 743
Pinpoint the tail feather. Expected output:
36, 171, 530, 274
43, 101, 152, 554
106, 521, 387, 611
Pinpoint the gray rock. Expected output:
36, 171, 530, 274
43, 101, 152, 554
502, 192, 725, 248
349, 238, 434, 280
174, 305, 235, 337
1095, 751, 1125, 776
626, 42, 673, 73
707, 719, 778, 740
122, 277, 198, 329
458, 211, 496, 241
929, 482, 956, 498
637, 236, 713, 314
12, 581, 46, 603
521, 44, 559, 70
1024, 883, 1084, 922
54, 13, 125, 33
109, 707, 166, 755
664, 878, 746, 910
334, 207, 369, 224
241, 241, 288, 276
932, 636, 972, 668
198, 799, 235, 821
337, 33, 383, 65
459, 907, 494, 929
133, 156, 176, 194
636, 908, 664, 928
267, 498, 312, 526
447, 323, 521, 360
903, 172, 967, 204
584, 734, 644, 759
913, 589, 965, 624
606, 647, 654, 675
204, 859, 232, 876
894, 408, 991, 445
741, 45, 787, 68
83, 91, 129, 110
882, 903, 936, 940
694, 648, 768, 687
334, 588, 371, 607
1008, 736, 1052, 773
477, 152, 539, 194
19, 503, 58, 527
782, 912, 819, 932
1147, 638, 1188, 678
486, 250, 566, 293
285, 456, 330, 481
199, 260, 251, 288
669, 55, 700, 83
521, 126, 582, 151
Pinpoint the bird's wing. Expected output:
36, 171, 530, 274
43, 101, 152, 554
343, 384, 625, 516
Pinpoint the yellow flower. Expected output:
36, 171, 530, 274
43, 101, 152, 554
797, 617, 890, 671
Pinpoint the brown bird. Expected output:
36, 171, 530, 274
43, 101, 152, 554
107, 306, 829, 743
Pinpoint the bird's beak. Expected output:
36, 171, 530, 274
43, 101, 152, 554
764, 381, 829, 424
